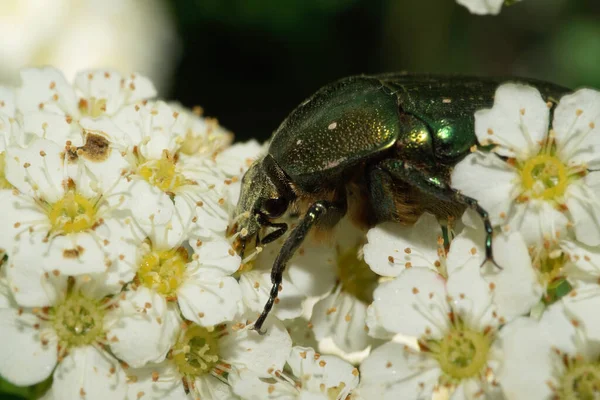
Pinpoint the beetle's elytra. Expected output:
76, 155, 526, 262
232, 73, 569, 332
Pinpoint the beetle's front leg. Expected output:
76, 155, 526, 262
377, 159, 500, 269
252, 195, 347, 333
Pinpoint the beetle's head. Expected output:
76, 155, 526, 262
231, 155, 293, 257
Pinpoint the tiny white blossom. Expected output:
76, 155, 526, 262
125, 317, 292, 400
452, 84, 600, 246
498, 303, 600, 399
0, 274, 147, 399
0, 138, 139, 305
230, 346, 359, 400
109, 236, 244, 368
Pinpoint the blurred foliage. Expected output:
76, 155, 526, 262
0, 377, 50, 400
166, 0, 600, 142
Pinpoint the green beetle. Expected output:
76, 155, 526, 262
232, 73, 568, 332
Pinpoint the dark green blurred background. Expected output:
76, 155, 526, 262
166, 0, 600, 142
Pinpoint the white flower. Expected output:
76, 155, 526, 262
0, 274, 146, 399
125, 317, 292, 400
363, 222, 541, 398
230, 346, 359, 400
0, 0, 178, 93
498, 303, 600, 399
0, 138, 139, 305
110, 237, 243, 368
456, 0, 514, 15
451, 84, 600, 246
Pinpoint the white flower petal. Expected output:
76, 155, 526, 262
553, 89, 600, 167
215, 140, 264, 177
0, 309, 57, 386
256, 238, 337, 298
359, 342, 439, 400
456, 0, 504, 15
240, 269, 304, 321
178, 275, 242, 326
105, 287, 180, 368
22, 111, 79, 145
367, 267, 450, 338
497, 305, 575, 400
5, 139, 64, 202
566, 179, 600, 247
74, 69, 157, 116
17, 67, 77, 115
190, 374, 235, 400
475, 83, 549, 159
504, 200, 569, 246
364, 214, 443, 277
483, 232, 543, 318
125, 361, 187, 400
311, 288, 373, 353
562, 280, 600, 342
52, 346, 127, 400
5, 250, 68, 307
220, 317, 291, 377
449, 227, 542, 320
0, 86, 15, 118
450, 152, 518, 226
193, 238, 241, 276
288, 346, 359, 394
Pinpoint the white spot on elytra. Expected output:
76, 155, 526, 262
328, 122, 337, 130
296, 139, 302, 145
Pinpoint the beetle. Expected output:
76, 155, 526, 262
232, 73, 569, 332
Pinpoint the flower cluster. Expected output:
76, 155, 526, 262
1, 68, 599, 400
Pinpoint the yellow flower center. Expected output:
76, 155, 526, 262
172, 325, 220, 377
53, 291, 105, 348
337, 246, 380, 304
48, 190, 98, 234
424, 326, 491, 382
557, 357, 600, 399
137, 248, 188, 297
520, 154, 569, 200
138, 151, 185, 192
0, 152, 12, 189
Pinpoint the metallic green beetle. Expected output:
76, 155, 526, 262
233, 73, 568, 332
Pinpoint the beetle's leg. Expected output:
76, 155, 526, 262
376, 159, 500, 269
252, 197, 347, 333
260, 221, 288, 244
367, 165, 422, 225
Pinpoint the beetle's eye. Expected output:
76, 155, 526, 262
263, 197, 288, 218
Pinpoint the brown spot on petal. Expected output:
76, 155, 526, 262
63, 246, 85, 259
78, 133, 111, 162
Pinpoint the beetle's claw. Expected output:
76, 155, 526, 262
251, 325, 267, 336
480, 257, 503, 270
